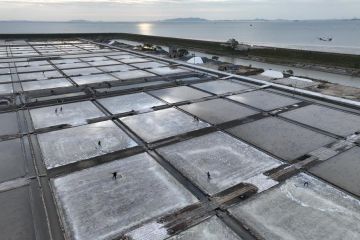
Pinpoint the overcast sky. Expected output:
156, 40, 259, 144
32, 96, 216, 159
0, 0, 359, 21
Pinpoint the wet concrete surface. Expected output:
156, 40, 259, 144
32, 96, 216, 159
227, 117, 335, 161
309, 146, 360, 197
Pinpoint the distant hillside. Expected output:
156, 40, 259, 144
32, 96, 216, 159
161, 18, 209, 22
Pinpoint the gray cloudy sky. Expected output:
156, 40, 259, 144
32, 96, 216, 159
0, 0, 359, 21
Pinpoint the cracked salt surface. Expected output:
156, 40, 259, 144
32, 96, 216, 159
230, 173, 360, 240
157, 132, 281, 195
52, 153, 197, 240
38, 121, 137, 169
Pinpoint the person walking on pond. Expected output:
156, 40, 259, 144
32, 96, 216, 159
112, 172, 117, 180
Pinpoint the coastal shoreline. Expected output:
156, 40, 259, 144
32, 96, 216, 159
2, 32, 358, 77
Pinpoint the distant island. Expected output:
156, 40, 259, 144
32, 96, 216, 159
160, 18, 209, 23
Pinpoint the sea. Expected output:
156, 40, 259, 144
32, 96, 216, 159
0, 20, 360, 55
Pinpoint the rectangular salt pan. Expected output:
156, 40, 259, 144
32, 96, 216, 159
0, 84, 13, 95
63, 68, 102, 76
150, 86, 211, 103
121, 108, 209, 143
0, 112, 19, 136
22, 78, 72, 91
228, 90, 300, 111
148, 67, 189, 76
192, 80, 251, 95
158, 132, 281, 195
280, 104, 360, 137
38, 121, 137, 169
0, 186, 36, 240
98, 92, 165, 114
71, 74, 118, 85
309, 147, 360, 197
112, 70, 155, 80
109, 54, 138, 60
30, 101, 105, 129
0, 75, 11, 83
131, 61, 167, 69
120, 58, 150, 64
18, 71, 63, 81
179, 99, 258, 124
0, 139, 27, 183
168, 217, 242, 240
227, 117, 335, 162
229, 173, 360, 240
98, 65, 135, 73
88, 60, 119, 66
16, 65, 55, 73
52, 153, 197, 240
56, 62, 90, 70
0, 68, 11, 74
